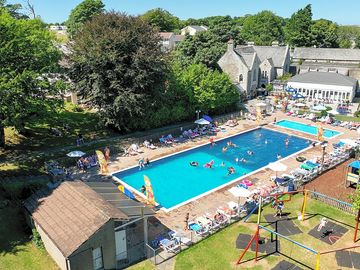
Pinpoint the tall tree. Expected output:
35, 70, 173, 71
66, 0, 104, 36
284, 4, 313, 47
0, 11, 61, 147
241, 11, 284, 45
141, 8, 181, 32
68, 12, 166, 132
311, 19, 339, 48
0, 0, 28, 19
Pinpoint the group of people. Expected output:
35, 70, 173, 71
189, 159, 236, 176
77, 155, 98, 171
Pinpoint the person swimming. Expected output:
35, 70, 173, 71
235, 157, 239, 163
220, 161, 225, 167
265, 139, 268, 144
209, 137, 216, 146
204, 160, 214, 169
190, 161, 199, 167
222, 146, 227, 152
247, 150, 254, 155
240, 158, 247, 163
227, 167, 235, 175
277, 154, 282, 159
285, 138, 289, 147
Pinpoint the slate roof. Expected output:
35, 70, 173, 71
235, 45, 288, 68
24, 181, 129, 257
159, 32, 174, 39
288, 72, 357, 87
174, 35, 185, 42
293, 47, 360, 62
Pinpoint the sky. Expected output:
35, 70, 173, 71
9, 0, 360, 25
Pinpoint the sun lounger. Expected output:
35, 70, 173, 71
188, 222, 209, 237
196, 216, 220, 232
168, 230, 192, 246
217, 206, 237, 218
159, 238, 180, 253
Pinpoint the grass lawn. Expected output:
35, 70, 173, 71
335, 115, 360, 122
126, 260, 155, 270
0, 193, 58, 270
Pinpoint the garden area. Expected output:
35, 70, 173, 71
129, 194, 359, 270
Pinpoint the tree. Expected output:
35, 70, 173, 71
0, 12, 61, 147
141, 8, 181, 32
66, 0, 104, 36
338, 25, 360, 48
68, 12, 166, 132
311, 19, 339, 48
173, 31, 227, 69
0, 0, 28, 19
284, 4, 313, 47
178, 64, 239, 114
241, 11, 284, 45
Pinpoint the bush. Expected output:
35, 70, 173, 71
325, 106, 332, 111
1, 179, 48, 200
354, 111, 360, 117
320, 110, 328, 117
32, 228, 45, 250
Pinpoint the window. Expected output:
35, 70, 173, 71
239, 74, 243, 82
253, 69, 257, 81
93, 247, 103, 270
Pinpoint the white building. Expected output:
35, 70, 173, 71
180, 25, 208, 36
287, 72, 358, 102
159, 32, 185, 52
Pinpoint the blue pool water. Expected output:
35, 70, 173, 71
113, 128, 311, 210
275, 120, 340, 138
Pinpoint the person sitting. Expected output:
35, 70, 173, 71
145, 158, 150, 166
190, 161, 199, 167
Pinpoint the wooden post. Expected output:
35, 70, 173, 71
354, 209, 360, 243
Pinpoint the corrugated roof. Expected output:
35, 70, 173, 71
85, 182, 155, 218
288, 72, 357, 87
293, 47, 360, 61
24, 181, 129, 257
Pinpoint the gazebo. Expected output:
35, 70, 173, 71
345, 160, 360, 187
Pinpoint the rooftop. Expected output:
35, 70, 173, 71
288, 71, 357, 87
293, 47, 360, 62
24, 181, 153, 257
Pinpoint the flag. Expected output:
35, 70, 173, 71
96, 150, 108, 174
144, 175, 156, 205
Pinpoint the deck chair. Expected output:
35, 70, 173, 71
159, 239, 180, 253
188, 222, 209, 237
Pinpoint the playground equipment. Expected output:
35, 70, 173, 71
345, 160, 360, 187
237, 189, 360, 269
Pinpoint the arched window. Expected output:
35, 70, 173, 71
239, 74, 243, 82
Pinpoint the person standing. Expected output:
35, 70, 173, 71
184, 213, 190, 230
104, 146, 110, 162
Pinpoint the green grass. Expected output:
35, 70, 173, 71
335, 115, 360, 122
0, 193, 58, 270
126, 260, 155, 270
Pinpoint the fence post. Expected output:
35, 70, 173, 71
315, 252, 321, 270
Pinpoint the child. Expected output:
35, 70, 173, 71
317, 217, 328, 232
274, 201, 284, 218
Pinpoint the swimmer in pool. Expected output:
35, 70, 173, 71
227, 167, 235, 175
220, 161, 225, 167
222, 146, 227, 152
190, 161, 199, 167
277, 154, 282, 159
285, 138, 289, 147
240, 158, 246, 163
247, 150, 254, 156
265, 139, 268, 144
235, 157, 239, 164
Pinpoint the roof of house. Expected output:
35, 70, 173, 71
288, 72, 357, 87
234, 46, 256, 69
235, 45, 288, 68
293, 47, 360, 62
85, 182, 155, 218
24, 181, 130, 257
183, 25, 208, 31
159, 32, 174, 39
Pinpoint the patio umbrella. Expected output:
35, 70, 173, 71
268, 162, 287, 177
228, 186, 252, 214
194, 118, 210, 125
286, 87, 297, 93
67, 150, 86, 157
291, 93, 305, 99
313, 105, 327, 111
202, 115, 213, 122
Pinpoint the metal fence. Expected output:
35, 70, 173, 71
310, 191, 356, 215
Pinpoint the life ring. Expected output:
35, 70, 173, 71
296, 156, 306, 162
242, 179, 253, 186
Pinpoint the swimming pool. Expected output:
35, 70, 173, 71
113, 128, 311, 211
275, 120, 341, 139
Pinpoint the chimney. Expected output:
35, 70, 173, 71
271, 41, 279, 47
227, 39, 234, 51
247, 41, 255, 46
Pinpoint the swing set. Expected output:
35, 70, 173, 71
237, 189, 360, 270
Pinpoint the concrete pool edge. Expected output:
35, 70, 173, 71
272, 119, 343, 140
112, 125, 314, 213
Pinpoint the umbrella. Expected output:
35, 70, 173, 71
286, 87, 297, 93
313, 105, 327, 111
291, 93, 305, 99
228, 186, 252, 215
202, 115, 213, 122
67, 150, 86, 157
340, 139, 358, 147
294, 103, 306, 107
268, 162, 287, 177
194, 118, 210, 125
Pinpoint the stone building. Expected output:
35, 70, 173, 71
218, 40, 290, 98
